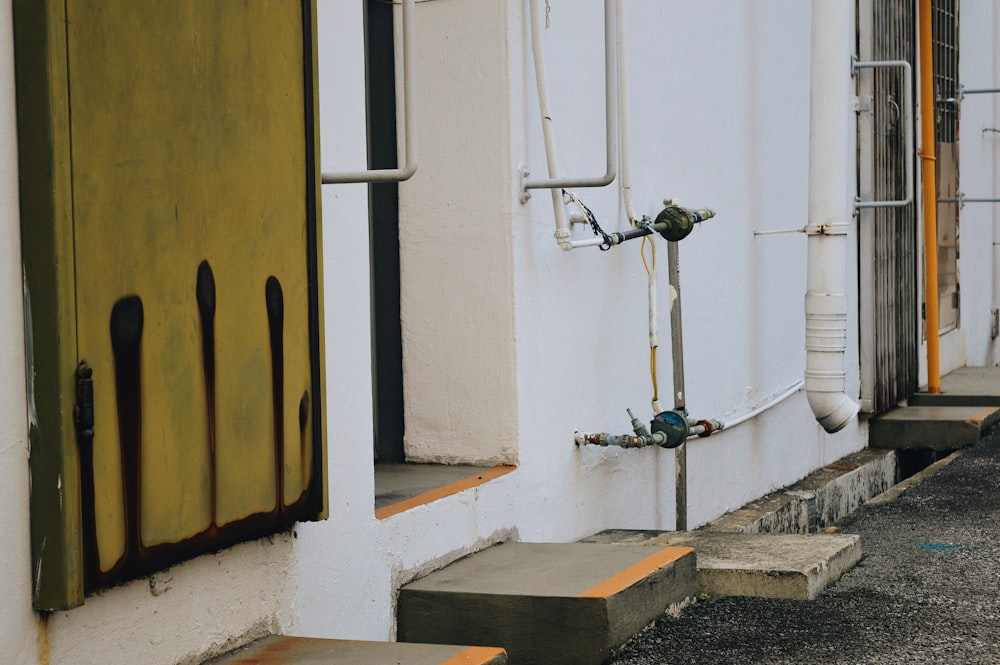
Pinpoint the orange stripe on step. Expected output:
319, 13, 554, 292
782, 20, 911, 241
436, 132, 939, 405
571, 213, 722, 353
375, 465, 517, 520
577, 546, 693, 598
965, 406, 997, 424
440, 646, 507, 665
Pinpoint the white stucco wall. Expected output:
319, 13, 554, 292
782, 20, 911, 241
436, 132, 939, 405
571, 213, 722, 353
6, 2, 1000, 663
0, 2, 35, 661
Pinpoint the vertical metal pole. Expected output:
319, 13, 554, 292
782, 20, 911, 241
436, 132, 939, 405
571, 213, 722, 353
857, 0, 876, 413
918, 0, 941, 392
668, 240, 687, 531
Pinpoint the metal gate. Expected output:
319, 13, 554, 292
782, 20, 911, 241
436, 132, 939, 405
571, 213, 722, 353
933, 0, 961, 333
858, 0, 920, 413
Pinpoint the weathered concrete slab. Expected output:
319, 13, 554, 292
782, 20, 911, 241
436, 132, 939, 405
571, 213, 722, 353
705, 449, 896, 534
205, 635, 507, 665
908, 366, 1000, 406
581, 531, 861, 600
706, 491, 810, 534
869, 405, 1000, 450
784, 448, 897, 530
397, 542, 696, 665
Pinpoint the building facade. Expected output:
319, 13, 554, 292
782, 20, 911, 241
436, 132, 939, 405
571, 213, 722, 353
1, 1, 998, 663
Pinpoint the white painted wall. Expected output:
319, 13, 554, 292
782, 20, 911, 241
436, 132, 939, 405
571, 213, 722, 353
507, 0, 866, 542
958, 0, 1000, 366
6, 1, 1000, 663
397, 0, 519, 465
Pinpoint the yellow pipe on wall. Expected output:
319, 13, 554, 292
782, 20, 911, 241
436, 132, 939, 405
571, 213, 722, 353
919, 0, 941, 393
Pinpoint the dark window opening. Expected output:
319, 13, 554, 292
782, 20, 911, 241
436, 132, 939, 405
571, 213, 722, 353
366, 0, 405, 463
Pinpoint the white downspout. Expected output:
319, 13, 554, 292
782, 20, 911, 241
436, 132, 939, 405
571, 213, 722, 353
805, 0, 859, 433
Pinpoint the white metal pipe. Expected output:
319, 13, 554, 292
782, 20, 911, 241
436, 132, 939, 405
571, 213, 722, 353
805, 0, 859, 433
528, 0, 572, 249
523, 0, 618, 197
322, 0, 418, 184
853, 60, 914, 209
569, 237, 606, 249
722, 379, 804, 430
617, 0, 637, 225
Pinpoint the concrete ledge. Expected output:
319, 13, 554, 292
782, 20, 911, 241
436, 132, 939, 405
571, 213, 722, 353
785, 448, 898, 530
705, 449, 897, 534
581, 531, 861, 600
704, 491, 810, 534
397, 542, 696, 665
205, 636, 507, 665
858, 449, 963, 509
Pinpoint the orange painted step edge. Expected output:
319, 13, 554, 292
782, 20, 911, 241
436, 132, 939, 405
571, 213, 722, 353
577, 546, 694, 598
375, 465, 517, 520
440, 646, 507, 665
965, 406, 997, 425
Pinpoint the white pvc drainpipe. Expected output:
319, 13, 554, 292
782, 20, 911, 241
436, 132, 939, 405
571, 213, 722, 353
521, 0, 618, 251
322, 0, 417, 184
805, 0, 859, 433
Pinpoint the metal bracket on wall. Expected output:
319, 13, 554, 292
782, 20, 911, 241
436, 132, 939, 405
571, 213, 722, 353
938, 192, 1000, 208
852, 58, 914, 210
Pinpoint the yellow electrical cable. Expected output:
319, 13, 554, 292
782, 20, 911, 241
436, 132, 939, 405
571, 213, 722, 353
641, 235, 656, 273
642, 236, 659, 403
650, 346, 659, 403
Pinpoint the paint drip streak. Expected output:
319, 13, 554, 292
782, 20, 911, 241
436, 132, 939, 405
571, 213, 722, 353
196, 260, 218, 530
109, 295, 144, 572
265, 276, 285, 514
83, 272, 316, 591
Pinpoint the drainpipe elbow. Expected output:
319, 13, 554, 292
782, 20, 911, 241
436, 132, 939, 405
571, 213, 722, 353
806, 389, 858, 433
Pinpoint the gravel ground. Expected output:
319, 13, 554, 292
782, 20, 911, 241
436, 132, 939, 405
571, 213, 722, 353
607, 428, 1000, 665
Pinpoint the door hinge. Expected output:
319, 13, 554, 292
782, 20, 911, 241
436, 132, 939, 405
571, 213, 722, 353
75, 362, 94, 443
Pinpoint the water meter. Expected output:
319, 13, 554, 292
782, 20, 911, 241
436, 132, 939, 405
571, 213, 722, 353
651, 410, 689, 448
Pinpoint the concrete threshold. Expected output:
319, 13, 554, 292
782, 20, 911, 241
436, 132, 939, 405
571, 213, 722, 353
397, 541, 696, 665
908, 365, 1000, 406
871, 366, 1000, 450
869, 404, 1000, 450
205, 635, 507, 665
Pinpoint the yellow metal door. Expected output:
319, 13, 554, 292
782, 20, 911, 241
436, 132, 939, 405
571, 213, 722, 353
17, 0, 325, 605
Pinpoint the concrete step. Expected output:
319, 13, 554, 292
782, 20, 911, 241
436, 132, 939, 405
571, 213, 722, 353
705, 448, 897, 534
397, 541, 696, 665
869, 404, 1000, 450
908, 365, 1000, 407
579, 530, 861, 600
573, 449, 882, 601
205, 635, 507, 665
